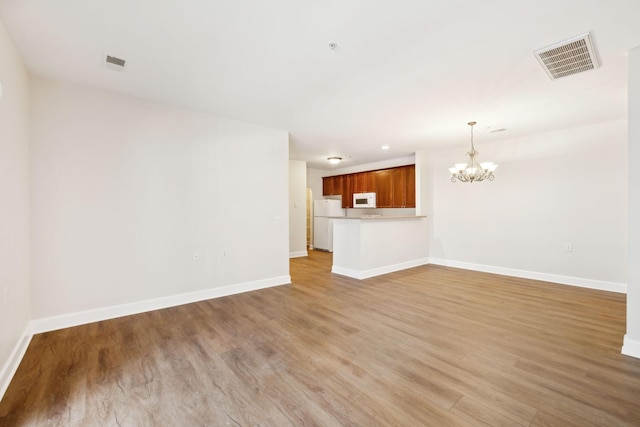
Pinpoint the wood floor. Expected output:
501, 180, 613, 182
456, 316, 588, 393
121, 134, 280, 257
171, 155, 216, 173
2, 250, 640, 426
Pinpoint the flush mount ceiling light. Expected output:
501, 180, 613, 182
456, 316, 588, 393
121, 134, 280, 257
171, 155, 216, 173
381, 145, 390, 150
327, 157, 342, 165
448, 121, 497, 183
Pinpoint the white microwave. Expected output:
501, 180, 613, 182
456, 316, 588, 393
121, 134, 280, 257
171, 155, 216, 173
353, 192, 376, 208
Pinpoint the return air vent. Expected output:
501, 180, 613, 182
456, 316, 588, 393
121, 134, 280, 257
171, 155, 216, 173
104, 54, 126, 71
534, 32, 599, 80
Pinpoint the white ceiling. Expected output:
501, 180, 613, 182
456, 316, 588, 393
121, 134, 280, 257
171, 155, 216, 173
2, 0, 640, 169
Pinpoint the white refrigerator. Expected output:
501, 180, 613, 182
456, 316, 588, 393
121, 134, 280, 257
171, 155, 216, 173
313, 199, 345, 252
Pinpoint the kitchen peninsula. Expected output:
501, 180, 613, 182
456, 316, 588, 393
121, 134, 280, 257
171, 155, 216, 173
331, 215, 428, 279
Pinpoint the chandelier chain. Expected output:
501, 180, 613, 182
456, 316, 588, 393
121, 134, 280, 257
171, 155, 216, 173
468, 121, 477, 153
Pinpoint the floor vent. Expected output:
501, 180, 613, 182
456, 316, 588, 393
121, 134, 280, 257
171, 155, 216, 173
534, 32, 599, 80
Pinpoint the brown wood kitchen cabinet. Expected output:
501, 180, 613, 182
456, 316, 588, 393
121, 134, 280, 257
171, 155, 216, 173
322, 175, 343, 196
342, 174, 354, 208
391, 166, 407, 207
321, 177, 332, 196
353, 172, 376, 193
405, 164, 416, 208
374, 169, 393, 207
374, 165, 416, 208
389, 164, 416, 208
322, 164, 415, 208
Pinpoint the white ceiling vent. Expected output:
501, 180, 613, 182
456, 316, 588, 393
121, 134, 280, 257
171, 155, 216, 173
534, 32, 599, 80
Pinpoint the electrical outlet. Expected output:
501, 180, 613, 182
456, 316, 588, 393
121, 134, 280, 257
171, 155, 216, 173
221, 249, 230, 259
564, 243, 573, 252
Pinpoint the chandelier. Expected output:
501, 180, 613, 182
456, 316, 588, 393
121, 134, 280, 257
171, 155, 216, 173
448, 121, 497, 183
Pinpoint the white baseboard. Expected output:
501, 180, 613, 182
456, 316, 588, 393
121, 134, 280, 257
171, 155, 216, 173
622, 335, 640, 359
332, 258, 429, 280
428, 258, 627, 294
289, 251, 308, 258
30, 275, 291, 334
0, 324, 33, 402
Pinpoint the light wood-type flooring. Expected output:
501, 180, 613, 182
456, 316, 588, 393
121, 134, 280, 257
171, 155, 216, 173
2, 250, 640, 426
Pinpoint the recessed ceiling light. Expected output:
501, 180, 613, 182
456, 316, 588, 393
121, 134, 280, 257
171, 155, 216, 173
381, 145, 390, 150
327, 156, 342, 164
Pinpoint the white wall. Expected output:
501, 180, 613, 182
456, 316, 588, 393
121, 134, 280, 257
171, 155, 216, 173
332, 218, 429, 279
0, 18, 31, 398
289, 159, 307, 257
306, 167, 326, 206
427, 120, 628, 290
415, 151, 429, 217
624, 45, 640, 358
29, 78, 290, 321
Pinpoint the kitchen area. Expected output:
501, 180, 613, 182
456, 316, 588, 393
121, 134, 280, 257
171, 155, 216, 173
309, 161, 428, 280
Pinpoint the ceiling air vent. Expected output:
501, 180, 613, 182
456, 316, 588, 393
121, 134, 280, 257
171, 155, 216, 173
104, 54, 126, 71
534, 32, 599, 80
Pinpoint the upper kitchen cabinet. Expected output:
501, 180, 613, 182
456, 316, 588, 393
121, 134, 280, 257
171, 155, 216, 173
390, 164, 415, 208
322, 164, 415, 208
374, 169, 393, 208
405, 164, 416, 208
322, 175, 343, 196
342, 174, 354, 208
353, 172, 376, 193
391, 166, 407, 207
374, 165, 415, 208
